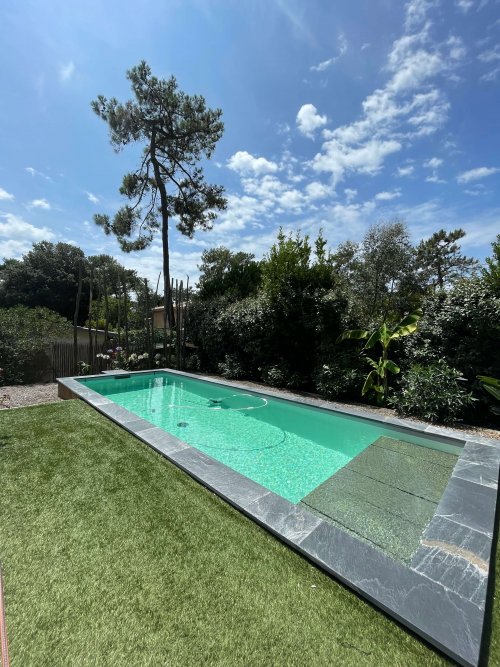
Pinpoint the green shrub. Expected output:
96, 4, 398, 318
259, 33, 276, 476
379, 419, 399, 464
261, 364, 301, 389
218, 354, 245, 380
389, 360, 476, 423
0, 306, 70, 385
314, 363, 363, 400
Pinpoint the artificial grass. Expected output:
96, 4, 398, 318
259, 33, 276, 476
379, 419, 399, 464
0, 401, 496, 666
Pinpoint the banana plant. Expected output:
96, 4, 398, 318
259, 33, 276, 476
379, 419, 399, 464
477, 375, 500, 416
336, 310, 422, 405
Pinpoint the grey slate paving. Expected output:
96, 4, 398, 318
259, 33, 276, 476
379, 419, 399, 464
435, 476, 497, 537
452, 458, 499, 488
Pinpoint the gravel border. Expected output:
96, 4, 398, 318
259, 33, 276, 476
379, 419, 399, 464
0, 383, 62, 410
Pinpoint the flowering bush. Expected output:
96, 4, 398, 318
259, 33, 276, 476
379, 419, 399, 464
78, 361, 91, 375
96, 347, 150, 371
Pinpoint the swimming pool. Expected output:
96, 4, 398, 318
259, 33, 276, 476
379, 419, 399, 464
78, 371, 460, 504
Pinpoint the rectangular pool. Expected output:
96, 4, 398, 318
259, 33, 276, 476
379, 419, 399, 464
78, 371, 460, 503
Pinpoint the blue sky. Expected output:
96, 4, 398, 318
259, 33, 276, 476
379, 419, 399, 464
0, 0, 499, 284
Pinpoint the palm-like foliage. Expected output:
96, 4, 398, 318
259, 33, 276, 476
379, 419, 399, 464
337, 310, 422, 405
477, 375, 500, 416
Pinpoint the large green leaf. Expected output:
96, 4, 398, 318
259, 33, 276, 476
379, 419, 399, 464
365, 356, 380, 370
336, 329, 369, 344
394, 309, 422, 337
364, 329, 382, 349
385, 359, 400, 375
397, 309, 423, 329
478, 375, 500, 389
481, 384, 500, 402
362, 370, 377, 395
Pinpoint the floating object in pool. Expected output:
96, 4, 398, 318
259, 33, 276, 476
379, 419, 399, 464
177, 422, 189, 427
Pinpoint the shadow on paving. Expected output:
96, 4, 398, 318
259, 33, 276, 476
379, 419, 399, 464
300, 436, 458, 563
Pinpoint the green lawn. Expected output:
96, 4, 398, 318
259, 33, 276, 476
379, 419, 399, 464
0, 400, 497, 666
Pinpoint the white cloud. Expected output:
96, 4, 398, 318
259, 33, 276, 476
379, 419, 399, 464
447, 36, 467, 61
375, 189, 402, 201
426, 174, 446, 183
396, 165, 415, 176
59, 61, 75, 82
310, 33, 348, 71
29, 198, 51, 210
405, 0, 436, 30
227, 151, 278, 176
344, 188, 357, 202
423, 157, 443, 168
481, 66, 500, 82
308, 15, 463, 185
456, 0, 474, 12
312, 138, 401, 183
361, 43, 371, 51
25, 166, 52, 181
0, 212, 55, 258
86, 191, 99, 204
296, 104, 328, 138
0, 187, 14, 201
457, 166, 500, 183
478, 45, 500, 63
305, 181, 331, 200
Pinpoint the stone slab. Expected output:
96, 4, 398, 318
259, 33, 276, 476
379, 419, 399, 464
435, 476, 497, 537
347, 445, 455, 503
373, 435, 458, 468
303, 466, 437, 526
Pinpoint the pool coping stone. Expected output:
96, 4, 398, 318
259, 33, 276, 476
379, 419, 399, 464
57, 368, 500, 667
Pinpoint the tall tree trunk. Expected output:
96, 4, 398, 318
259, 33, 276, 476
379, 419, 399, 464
151, 128, 171, 361
182, 276, 190, 370
123, 274, 129, 352
73, 261, 83, 374
153, 271, 161, 359
116, 281, 122, 346
88, 263, 94, 371
94, 276, 100, 356
103, 274, 109, 345
144, 279, 152, 365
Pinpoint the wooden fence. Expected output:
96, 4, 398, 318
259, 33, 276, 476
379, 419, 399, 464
51, 342, 95, 380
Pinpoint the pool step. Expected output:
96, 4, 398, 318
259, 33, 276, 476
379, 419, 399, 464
300, 436, 458, 564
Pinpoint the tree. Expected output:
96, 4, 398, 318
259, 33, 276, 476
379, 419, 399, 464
416, 228, 477, 290
357, 221, 418, 323
0, 306, 70, 385
197, 246, 262, 300
337, 310, 422, 405
332, 221, 421, 326
482, 234, 500, 296
0, 241, 89, 322
91, 61, 227, 351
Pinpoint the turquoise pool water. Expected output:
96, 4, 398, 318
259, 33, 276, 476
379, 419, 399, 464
79, 372, 459, 503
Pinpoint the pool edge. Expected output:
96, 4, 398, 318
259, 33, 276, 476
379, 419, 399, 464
57, 369, 500, 667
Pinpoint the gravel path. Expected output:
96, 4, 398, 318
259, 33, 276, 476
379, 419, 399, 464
0, 383, 61, 410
